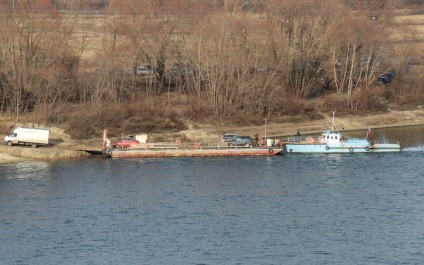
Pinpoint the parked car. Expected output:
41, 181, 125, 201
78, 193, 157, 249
221, 134, 237, 143
136, 66, 153, 75
379, 72, 395, 84
228, 136, 253, 147
112, 138, 140, 149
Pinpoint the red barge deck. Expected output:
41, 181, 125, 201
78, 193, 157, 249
107, 146, 284, 158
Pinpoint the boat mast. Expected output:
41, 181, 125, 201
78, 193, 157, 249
332, 111, 335, 131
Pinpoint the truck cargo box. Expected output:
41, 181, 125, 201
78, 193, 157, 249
4, 127, 49, 148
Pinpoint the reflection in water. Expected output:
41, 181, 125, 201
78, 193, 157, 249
0, 150, 424, 264
2, 161, 50, 180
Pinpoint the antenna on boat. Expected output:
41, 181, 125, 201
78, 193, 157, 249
264, 118, 267, 144
332, 111, 335, 131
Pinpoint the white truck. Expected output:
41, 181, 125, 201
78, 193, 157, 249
4, 127, 49, 148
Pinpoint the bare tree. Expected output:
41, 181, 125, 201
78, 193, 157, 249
0, 0, 81, 120
264, 0, 347, 98
328, 12, 388, 110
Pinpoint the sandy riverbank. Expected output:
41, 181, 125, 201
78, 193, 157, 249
1, 108, 423, 164
0, 144, 91, 164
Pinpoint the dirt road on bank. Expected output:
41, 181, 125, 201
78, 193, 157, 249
179, 108, 424, 142
1, 108, 423, 164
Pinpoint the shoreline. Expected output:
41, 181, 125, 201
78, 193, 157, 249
0, 153, 25, 164
1, 109, 424, 164
1, 122, 422, 165
0, 145, 90, 165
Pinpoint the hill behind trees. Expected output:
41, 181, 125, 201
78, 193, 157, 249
0, 0, 423, 139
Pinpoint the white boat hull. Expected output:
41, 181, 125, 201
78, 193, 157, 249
284, 143, 400, 153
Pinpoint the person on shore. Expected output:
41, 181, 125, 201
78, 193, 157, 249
297, 130, 301, 142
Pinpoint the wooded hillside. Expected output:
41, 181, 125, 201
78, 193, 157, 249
0, 0, 423, 138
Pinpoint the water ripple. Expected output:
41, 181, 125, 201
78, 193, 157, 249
1, 153, 424, 264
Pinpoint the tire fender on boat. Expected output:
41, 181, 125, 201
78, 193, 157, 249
365, 146, 370, 151
349, 147, 354, 152
194, 142, 200, 149
325, 146, 330, 150
105, 148, 112, 155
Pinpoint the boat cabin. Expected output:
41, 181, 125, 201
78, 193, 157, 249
322, 130, 341, 145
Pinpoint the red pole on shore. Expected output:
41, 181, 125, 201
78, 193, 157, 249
102, 129, 107, 150
264, 118, 267, 147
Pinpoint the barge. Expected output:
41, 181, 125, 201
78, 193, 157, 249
102, 130, 283, 158
106, 146, 284, 158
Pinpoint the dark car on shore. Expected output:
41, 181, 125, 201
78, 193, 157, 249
221, 133, 237, 143
228, 136, 253, 147
379, 72, 395, 84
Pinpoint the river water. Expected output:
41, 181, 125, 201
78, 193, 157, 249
1, 126, 424, 264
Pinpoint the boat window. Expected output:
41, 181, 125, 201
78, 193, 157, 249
335, 136, 338, 139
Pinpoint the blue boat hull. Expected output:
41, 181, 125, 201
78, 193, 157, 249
284, 143, 400, 153
283, 113, 401, 154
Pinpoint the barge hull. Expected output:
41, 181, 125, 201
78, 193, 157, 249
109, 148, 284, 158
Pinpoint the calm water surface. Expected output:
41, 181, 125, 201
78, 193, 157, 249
1, 126, 424, 264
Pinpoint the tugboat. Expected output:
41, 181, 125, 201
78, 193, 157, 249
283, 112, 401, 154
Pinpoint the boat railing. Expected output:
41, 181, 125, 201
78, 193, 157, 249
121, 141, 262, 150
133, 143, 179, 150
286, 136, 324, 144
127, 142, 245, 150
200, 142, 255, 149
287, 136, 305, 143
199, 142, 229, 148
